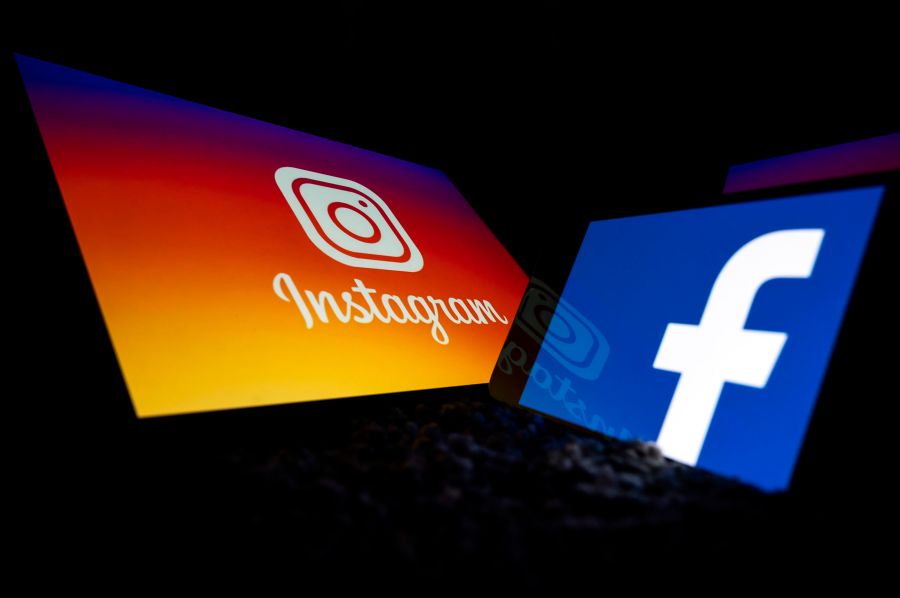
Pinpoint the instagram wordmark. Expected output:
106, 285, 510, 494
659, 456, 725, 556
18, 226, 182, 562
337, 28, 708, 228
274, 273, 509, 345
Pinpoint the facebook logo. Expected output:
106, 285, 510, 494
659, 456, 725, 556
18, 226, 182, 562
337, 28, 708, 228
519, 187, 883, 490
654, 228, 825, 466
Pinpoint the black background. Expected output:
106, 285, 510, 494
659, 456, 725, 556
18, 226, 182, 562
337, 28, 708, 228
4, 5, 898, 579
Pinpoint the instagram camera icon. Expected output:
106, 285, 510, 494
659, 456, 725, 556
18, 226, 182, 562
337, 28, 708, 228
517, 279, 609, 380
275, 167, 424, 272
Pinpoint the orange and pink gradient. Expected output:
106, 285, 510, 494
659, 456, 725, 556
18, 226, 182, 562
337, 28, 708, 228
18, 55, 527, 417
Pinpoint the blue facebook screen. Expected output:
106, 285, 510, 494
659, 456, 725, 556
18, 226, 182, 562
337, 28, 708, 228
519, 187, 883, 491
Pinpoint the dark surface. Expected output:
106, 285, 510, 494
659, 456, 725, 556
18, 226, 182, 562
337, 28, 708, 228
64, 389, 832, 583
27, 385, 884, 585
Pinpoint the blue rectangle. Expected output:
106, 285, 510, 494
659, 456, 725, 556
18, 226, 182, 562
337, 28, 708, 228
519, 187, 883, 491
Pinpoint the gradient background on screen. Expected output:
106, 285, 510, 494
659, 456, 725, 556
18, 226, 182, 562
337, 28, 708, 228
18, 55, 527, 417
724, 132, 900, 194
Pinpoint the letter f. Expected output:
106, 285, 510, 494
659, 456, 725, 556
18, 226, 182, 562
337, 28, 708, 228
653, 229, 825, 465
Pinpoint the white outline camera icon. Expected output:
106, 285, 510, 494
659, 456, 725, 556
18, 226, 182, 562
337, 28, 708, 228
275, 167, 424, 272
517, 279, 609, 380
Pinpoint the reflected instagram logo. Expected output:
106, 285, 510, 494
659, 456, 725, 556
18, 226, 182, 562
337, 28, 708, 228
275, 167, 424, 272
517, 280, 609, 379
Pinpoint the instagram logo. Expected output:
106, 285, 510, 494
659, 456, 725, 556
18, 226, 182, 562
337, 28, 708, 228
517, 280, 609, 380
275, 167, 424, 272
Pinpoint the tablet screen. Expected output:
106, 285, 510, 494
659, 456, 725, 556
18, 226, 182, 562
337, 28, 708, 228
18, 54, 527, 417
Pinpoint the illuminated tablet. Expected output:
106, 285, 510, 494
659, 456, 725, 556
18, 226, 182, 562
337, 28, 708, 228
18, 54, 527, 417
516, 189, 882, 491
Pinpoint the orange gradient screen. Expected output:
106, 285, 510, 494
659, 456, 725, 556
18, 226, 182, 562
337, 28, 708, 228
18, 55, 527, 417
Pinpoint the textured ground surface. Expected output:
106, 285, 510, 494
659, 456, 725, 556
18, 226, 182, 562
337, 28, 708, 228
36, 389, 865, 585
136, 393, 804, 577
